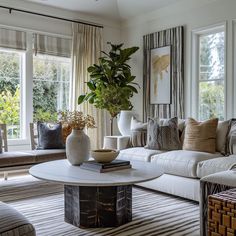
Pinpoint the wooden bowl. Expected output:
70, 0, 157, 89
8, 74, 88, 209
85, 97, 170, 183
91, 149, 119, 163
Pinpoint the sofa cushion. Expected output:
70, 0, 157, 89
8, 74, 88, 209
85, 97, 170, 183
183, 118, 218, 153
118, 147, 164, 162
197, 155, 236, 178
0, 201, 36, 236
151, 150, 222, 178
146, 117, 181, 151
33, 149, 66, 163
0, 151, 36, 167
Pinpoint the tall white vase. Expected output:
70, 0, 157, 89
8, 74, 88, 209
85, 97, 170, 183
117, 110, 134, 136
66, 129, 90, 165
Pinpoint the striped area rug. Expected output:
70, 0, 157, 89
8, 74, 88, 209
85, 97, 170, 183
0, 176, 200, 236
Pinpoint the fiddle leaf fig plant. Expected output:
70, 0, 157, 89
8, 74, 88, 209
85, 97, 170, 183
78, 42, 139, 135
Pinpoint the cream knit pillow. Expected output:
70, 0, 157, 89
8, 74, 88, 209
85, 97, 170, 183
183, 118, 218, 153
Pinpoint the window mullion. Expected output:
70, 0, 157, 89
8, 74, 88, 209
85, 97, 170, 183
22, 32, 33, 140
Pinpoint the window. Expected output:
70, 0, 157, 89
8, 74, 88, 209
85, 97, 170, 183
33, 54, 71, 122
0, 28, 72, 142
0, 49, 23, 139
197, 28, 225, 121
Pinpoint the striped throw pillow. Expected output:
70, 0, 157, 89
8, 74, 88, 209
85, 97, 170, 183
130, 117, 147, 147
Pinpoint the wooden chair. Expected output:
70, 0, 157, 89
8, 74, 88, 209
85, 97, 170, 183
29, 123, 37, 150
0, 124, 8, 152
0, 124, 8, 180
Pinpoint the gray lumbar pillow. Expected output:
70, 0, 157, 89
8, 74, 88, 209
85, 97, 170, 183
0, 129, 2, 153
37, 122, 64, 150
145, 117, 181, 151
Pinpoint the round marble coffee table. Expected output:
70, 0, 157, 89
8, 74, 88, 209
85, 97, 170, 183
29, 159, 163, 228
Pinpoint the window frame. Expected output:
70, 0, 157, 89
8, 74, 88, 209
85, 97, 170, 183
0, 31, 72, 146
32, 53, 72, 122
191, 22, 227, 121
0, 47, 25, 142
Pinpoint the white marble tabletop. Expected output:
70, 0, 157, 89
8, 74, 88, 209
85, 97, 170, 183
29, 160, 163, 186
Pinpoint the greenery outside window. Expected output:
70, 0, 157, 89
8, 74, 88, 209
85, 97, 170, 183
33, 54, 71, 122
0, 49, 23, 139
198, 30, 225, 121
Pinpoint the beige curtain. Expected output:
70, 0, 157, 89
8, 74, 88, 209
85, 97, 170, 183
71, 23, 105, 149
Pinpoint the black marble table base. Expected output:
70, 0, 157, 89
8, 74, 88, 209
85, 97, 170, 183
64, 185, 132, 228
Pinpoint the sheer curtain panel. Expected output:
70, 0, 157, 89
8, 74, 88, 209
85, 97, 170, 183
71, 23, 104, 149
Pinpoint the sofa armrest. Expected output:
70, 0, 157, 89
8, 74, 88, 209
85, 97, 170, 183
103, 136, 131, 150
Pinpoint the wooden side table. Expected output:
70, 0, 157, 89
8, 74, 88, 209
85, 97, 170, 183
200, 170, 236, 236
103, 135, 130, 150
208, 188, 236, 236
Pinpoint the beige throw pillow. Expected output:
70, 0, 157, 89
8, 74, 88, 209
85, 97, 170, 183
183, 118, 218, 153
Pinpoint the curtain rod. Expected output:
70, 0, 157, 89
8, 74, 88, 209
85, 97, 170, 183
0, 5, 104, 29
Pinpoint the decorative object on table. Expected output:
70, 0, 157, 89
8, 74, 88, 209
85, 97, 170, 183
117, 110, 134, 136
80, 159, 131, 173
78, 42, 139, 135
91, 149, 119, 163
37, 122, 64, 149
58, 110, 96, 165
150, 45, 171, 104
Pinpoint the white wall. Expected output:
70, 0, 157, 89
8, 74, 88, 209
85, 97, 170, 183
121, 0, 236, 121
0, 0, 121, 150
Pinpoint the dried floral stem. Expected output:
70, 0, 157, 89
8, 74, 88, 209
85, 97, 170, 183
58, 110, 96, 130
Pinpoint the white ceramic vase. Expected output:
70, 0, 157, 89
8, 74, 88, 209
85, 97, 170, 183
66, 129, 90, 165
117, 110, 134, 136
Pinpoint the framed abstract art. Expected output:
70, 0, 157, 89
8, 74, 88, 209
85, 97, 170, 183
150, 45, 171, 104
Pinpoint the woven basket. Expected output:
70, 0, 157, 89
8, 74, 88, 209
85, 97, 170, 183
208, 188, 236, 236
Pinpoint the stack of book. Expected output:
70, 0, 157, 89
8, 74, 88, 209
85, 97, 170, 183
80, 160, 132, 173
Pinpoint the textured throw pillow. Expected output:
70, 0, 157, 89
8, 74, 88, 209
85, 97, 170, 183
216, 120, 230, 154
183, 118, 218, 153
0, 129, 2, 154
145, 117, 181, 151
130, 117, 147, 147
37, 122, 64, 149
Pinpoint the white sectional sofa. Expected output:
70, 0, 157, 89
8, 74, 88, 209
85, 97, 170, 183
115, 120, 236, 202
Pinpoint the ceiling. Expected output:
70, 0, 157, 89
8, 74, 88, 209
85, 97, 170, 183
22, 0, 182, 21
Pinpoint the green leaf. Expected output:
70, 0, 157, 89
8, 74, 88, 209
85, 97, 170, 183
126, 85, 138, 93
86, 81, 96, 91
85, 92, 95, 101
78, 95, 86, 105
